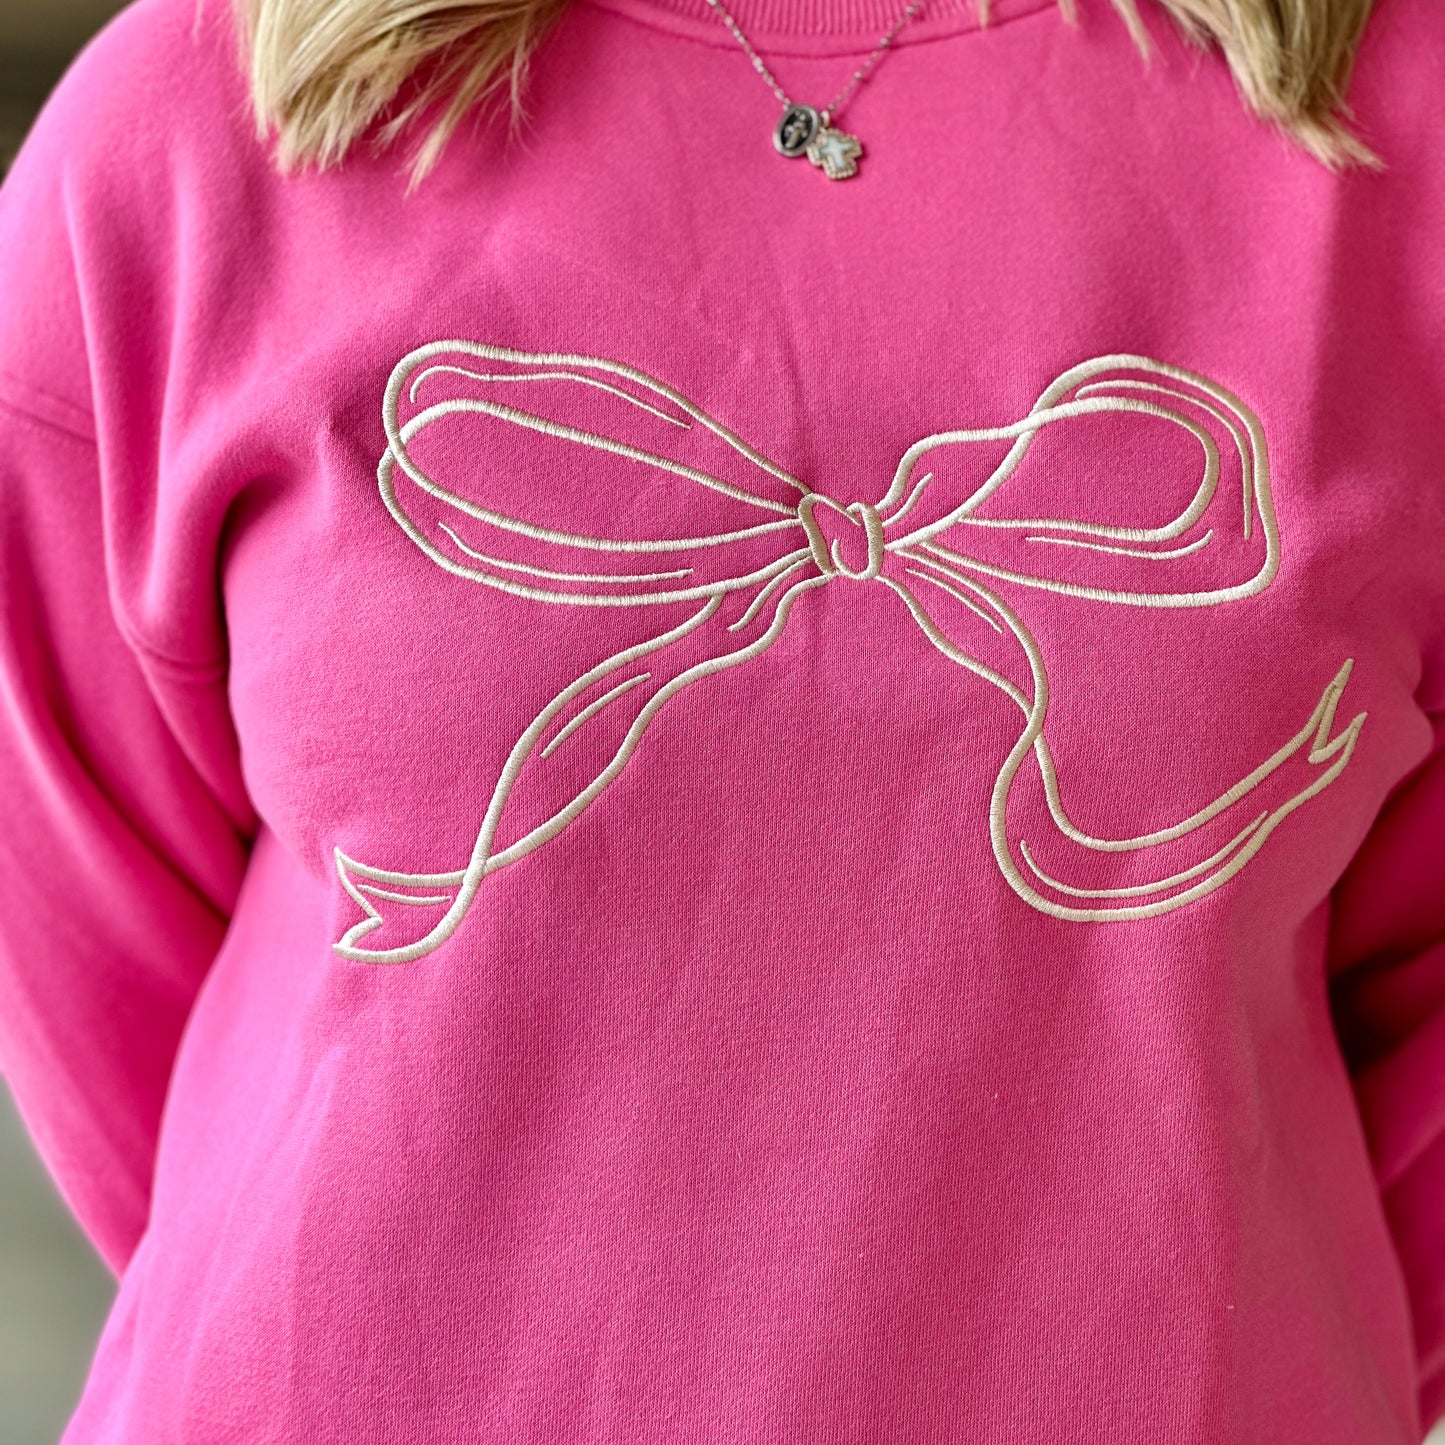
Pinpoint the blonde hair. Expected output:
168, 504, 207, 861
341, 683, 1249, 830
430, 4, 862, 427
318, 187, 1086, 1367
229, 0, 1380, 190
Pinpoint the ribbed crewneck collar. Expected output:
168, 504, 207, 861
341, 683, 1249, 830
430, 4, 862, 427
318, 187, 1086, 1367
576, 0, 1058, 53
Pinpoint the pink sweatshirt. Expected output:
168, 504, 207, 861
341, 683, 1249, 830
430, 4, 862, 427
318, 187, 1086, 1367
1, 0, 1443, 1437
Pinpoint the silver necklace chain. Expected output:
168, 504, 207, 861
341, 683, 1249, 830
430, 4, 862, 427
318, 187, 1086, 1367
702, 0, 925, 127
700, 0, 926, 177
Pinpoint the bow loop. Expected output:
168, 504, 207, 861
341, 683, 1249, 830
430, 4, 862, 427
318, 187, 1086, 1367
881, 356, 1275, 609
380, 341, 811, 605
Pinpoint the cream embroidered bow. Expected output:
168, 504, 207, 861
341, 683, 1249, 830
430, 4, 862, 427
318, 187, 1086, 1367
332, 342, 1364, 964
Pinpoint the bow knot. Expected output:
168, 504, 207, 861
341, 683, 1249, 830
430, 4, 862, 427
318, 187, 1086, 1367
798, 493, 887, 580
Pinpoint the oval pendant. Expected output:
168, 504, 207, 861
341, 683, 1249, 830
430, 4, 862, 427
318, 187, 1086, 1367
774, 103, 821, 158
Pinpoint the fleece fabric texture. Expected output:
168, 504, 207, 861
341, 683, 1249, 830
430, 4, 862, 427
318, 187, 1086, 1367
0, 0, 1443, 1437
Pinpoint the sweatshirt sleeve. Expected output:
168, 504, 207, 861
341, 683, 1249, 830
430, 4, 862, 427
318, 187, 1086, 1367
0, 0, 259, 1278
1328, 708, 1445, 1434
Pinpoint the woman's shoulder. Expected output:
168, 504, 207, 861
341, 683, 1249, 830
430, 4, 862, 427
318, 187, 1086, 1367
12, 0, 260, 202
0, 0, 260, 430
1339, 0, 1445, 332
1343, 0, 1444, 154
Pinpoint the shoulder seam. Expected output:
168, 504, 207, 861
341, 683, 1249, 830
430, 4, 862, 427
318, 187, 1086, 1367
114, 611, 231, 681
0, 378, 97, 445
0, 387, 230, 678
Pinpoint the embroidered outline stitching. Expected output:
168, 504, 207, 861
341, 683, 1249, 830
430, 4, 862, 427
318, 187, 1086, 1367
332, 341, 1366, 963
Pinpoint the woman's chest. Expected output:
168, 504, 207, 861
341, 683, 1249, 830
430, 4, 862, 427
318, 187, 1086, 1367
213, 217, 1442, 968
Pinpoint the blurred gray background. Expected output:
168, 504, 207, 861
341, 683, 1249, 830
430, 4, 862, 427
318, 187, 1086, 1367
3, 13, 131, 1445
0, 1093, 113, 1445
0, 0, 127, 172
3, 2, 1445, 1443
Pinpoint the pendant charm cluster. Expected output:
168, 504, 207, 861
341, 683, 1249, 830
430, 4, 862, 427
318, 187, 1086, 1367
703, 0, 924, 185
773, 103, 864, 181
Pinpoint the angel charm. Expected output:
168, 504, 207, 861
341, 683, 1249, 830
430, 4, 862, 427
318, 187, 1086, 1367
332, 341, 1365, 964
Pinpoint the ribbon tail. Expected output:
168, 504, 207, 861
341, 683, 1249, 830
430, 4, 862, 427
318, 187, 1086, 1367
332, 852, 468, 962
1000, 658, 1367, 921
885, 551, 1367, 921
332, 566, 830, 965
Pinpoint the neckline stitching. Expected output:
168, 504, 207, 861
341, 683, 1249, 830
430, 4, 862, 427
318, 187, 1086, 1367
571, 0, 1060, 54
